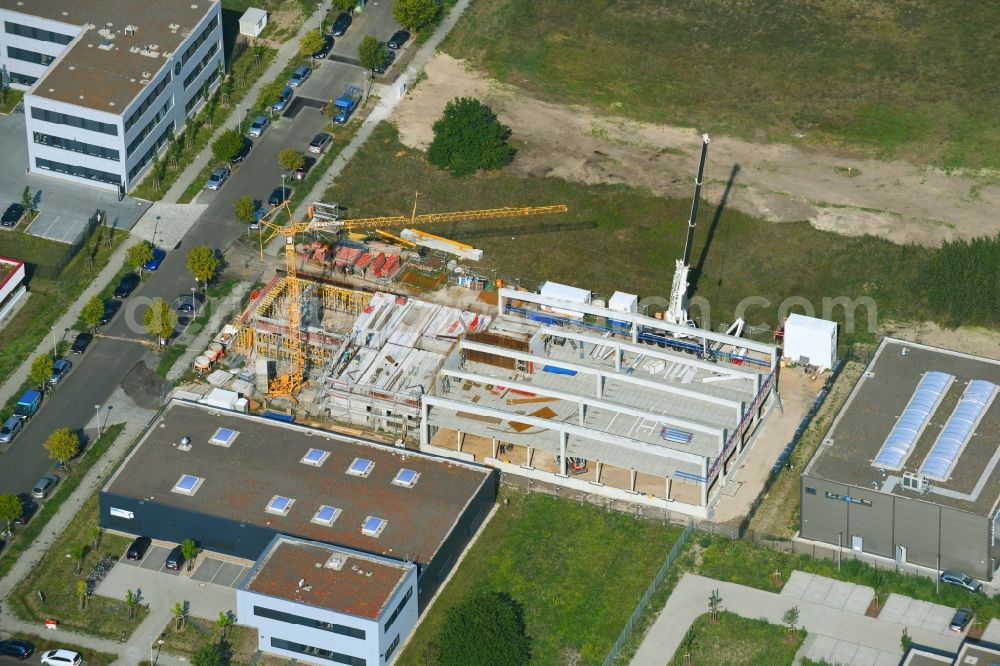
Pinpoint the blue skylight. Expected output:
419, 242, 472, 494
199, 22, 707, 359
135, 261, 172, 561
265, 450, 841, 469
313, 505, 340, 526
301, 448, 330, 466
173, 474, 202, 495
266, 495, 294, 515
393, 468, 419, 487
362, 516, 387, 537
347, 457, 374, 477
210, 427, 239, 447
920, 380, 997, 480
873, 371, 952, 470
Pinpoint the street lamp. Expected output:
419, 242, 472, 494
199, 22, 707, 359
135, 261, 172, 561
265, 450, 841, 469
51, 326, 57, 358
152, 215, 161, 247
150, 637, 164, 665
281, 173, 286, 202
95, 404, 102, 438
191, 286, 198, 321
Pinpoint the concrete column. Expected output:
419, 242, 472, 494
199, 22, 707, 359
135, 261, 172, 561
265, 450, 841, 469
594, 461, 603, 485
595, 373, 603, 398
614, 344, 622, 372
631, 322, 638, 344
419, 401, 430, 446
525, 446, 534, 469
491, 437, 498, 459
666, 477, 672, 501
629, 469, 637, 493
578, 402, 586, 425
701, 457, 709, 506
456, 430, 465, 452
559, 431, 567, 477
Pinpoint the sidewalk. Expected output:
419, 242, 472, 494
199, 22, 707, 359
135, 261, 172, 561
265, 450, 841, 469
163, 1, 332, 203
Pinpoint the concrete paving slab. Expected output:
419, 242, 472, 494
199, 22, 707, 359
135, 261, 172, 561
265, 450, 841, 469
982, 618, 1000, 642
213, 562, 246, 587
782, 571, 874, 614
882, 594, 955, 634
191, 557, 222, 582
844, 584, 875, 615
798, 633, 900, 666
782, 570, 811, 598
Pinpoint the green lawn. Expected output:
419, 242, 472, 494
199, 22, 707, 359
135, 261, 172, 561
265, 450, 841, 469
397, 487, 682, 665
668, 611, 804, 666
443, 0, 1000, 170
0, 88, 23, 114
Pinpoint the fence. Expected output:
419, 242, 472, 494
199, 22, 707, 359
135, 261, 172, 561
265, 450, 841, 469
0, 208, 106, 280
603, 523, 692, 666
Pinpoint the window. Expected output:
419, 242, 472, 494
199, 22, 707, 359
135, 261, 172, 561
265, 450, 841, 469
805, 487, 816, 495
347, 458, 374, 477
31, 107, 118, 135
301, 448, 330, 467
361, 516, 387, 537
266, 495, 294, 516
127, 125, 172, 180
392, 468, 419, 488
125, 73, 172, 132
9, 71, 37, 86
180, 15, 219, 66
183, 42, 219, 89
312, 505, 341, 526
384, 587, 412, 632
824, 491, 871, 506
210, 427, 239, 447
253, 606, 365, 639
172, 474, 203, 495
126, 100, 173, 156
270, 637, 365, 665
5, 21, 73, 45
183, 66, 220, 116
35, 157, 120, 186
7, 46, 55, 66
33, 132, 119, 161
385, 634, 400, 660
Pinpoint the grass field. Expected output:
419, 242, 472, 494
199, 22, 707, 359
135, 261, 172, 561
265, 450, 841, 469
443, 0, 1000, 170
397, 488, 682, 665
667, 611, 805, 666
325, 123, 932, 341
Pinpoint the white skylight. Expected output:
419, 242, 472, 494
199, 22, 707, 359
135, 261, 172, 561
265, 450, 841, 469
265, 495, 294, 516
347, 457, 374, 478
312, 505, 341, 526
392, 468, 420, 488
172, 474, 203, 495
301, 448, 330, 467
361, 516, 387, 537
209, 427, 239, 447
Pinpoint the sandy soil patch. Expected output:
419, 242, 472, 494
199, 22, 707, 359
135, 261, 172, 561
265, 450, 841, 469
882, 321, 1000, 359
393, 54, 1000, 247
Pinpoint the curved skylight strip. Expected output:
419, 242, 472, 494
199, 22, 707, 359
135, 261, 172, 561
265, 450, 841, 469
873, 371, 953, 469
920, 380, 997, 480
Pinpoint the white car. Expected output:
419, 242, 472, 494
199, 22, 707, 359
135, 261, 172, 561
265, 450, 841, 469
40, 649, 82, 666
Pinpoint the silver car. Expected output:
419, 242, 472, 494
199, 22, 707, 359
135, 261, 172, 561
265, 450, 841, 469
248, 114, 269, 138
0, 415, 22, 444
205, 166, 230, 191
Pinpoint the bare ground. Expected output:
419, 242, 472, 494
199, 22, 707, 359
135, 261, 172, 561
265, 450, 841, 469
393, 54, 1000, 247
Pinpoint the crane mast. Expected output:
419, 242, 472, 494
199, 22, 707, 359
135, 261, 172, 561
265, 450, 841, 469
665, 133, 710, 327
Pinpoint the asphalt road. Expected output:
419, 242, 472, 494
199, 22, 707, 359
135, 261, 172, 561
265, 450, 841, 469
0, 3, 394, 499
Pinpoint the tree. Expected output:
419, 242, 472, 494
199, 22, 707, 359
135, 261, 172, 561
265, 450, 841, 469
187, 245, 219, 290
144, 298, 178, 345
707, 588, 723, 623
126, 588, 138, 620
43, 427, 79, 471
782, 606, 800, 636
173, 601, 186, 631
81, 295, 105, 331
127, 240, 154, 274
681, 626, 698, 666
216, 611, 233, 641
21, 185, 31, 214
77, 579, 88, 610
259, 80, 286, 115
331, 0, 355, 11
392, 0, 440, 31
427, 97, 515, 177
901, 628, 912, 652
89, 526, 102, 551
278, 147, 305, 172
29, 354, 53, 391
299, 29, 326, 56
234, 195, 257, 226
438, 591, 530, 666
181, 538, 199, 572
212, 129, 243, 164
0, 494, 22, 533
191, 642, 222, 666
70, 543, 86, 575
867, 567, 887, 610
358, 35, 386, 73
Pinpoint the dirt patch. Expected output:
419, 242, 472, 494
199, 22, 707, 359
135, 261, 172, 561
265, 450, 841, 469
122, 359, 171, 410
393, 54, 1000, 247
882, 321, 1000, 359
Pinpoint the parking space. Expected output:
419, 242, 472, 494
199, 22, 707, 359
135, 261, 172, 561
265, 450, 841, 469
781, 571, 874, 614
191, 557, 250, 588
284, 96, 327, 119
879, 594, 956, 633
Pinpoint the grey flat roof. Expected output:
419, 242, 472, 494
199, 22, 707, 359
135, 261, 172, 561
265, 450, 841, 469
807, 338, 1000, 515
104, 401, 492, 565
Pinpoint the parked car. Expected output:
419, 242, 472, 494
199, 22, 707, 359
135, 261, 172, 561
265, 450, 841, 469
126, 536, 152, 561
268, 185, 292, 207
48, 358, 72, 386
0, 639, 34, 659
174, 293, 205, 314
374, 47, 396, 74
271, 86, 293, 112
0, 203, 24, 228
312, 34, 334, 59
0, 416, 23, 444
388, 30, 411, 50
940, 570, 983, 593
249, 205, 267, 231
114, 272, 140, 298
308, 132, 332, 154
13, 389, 42, 420
143, 247, 166, 271
232, 136, 253, 164
99, 299, 120, 326
293, 156, 316, 181
40, 649, 82, 666
165, 544, 185, 570
15, 495, 37, 525
31, 473, 58, 499
289, 64, 311, 87
331, 12, 352, 36
69, 332, 93, 354
205, 166, 230, 190
950, 607, 973, 632
248, 114, 269, 138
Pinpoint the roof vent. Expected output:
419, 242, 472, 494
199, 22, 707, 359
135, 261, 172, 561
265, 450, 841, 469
297, 578, 305, 588
98, 40, 113, 50
129, 46, 140, 54
168, 23, 180, 31
178, 436, 192, 451
141, 71, 152, 80
125, 24, 138, 36
324, 555, 345, 570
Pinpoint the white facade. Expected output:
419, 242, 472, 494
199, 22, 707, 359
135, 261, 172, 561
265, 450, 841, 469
783, 313, 838, 370
239, 8, 268, 37
2, 2, 224, 192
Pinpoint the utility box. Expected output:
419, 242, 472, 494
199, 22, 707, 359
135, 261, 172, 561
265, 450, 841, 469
239, 8, 268, 38
784, 313, 837, 370
539, 281, 591, 319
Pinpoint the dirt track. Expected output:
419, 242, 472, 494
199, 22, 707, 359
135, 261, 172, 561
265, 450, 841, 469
393, 55, 1000, 247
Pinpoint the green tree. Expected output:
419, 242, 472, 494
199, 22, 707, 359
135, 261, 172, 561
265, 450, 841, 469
782, 606, 800, 635
278, 147, 305, 172
0, 493, 23, 533
392, 0, 440, 31
212, 129, 244, 164
127, 240, 154, 274
43, 427, 79, 471
81, 295, 105, 331
216, 611, 233, 641
144, 298, 178, 344
77, 579, 88, 610
901, 628, 912, 652
21, 185, 31, 213
438, 591, 530, 666
173, 601, 186, 631
70, 543, 85, 575
331, 0, 355, 11
181, 538, 199, 572
234, 195, 257, 226
427, 97, 515, 177
258, 80, 286, 114
191, 642, 222, 666
681, 626, 698, 665
708, 588, 723, 623
358, 35, 386, 73
187, 245, 219, 290
29, 354, 53, 390
125, 588, 138, 620
299, 29, 326, 56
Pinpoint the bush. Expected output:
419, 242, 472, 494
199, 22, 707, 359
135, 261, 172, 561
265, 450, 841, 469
437, 591, 530, 666
427, 97, 515, 177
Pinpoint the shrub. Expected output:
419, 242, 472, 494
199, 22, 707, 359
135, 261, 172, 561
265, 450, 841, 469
427, 97, 515, 177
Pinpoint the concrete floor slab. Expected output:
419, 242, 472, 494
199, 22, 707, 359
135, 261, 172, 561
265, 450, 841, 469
782, 571, 874, 614
882, 594, 956, 634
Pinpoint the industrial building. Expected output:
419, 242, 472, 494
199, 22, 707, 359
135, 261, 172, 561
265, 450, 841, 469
100, 400, 496, 665
0, 0, 224, 192
801, 338, 1000, 580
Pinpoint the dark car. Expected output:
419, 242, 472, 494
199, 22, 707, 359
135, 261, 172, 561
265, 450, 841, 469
268, 185, 292, 207
99, 299, 120, 325
312, 34, 334, 59
0, 638, 35, 659
0, 203, 24, 228
165, 544, 184, 570
69, 332, 93, 354
308, 132, 332, 154
15, 495, 37, 525
294, 156, 316, 181
143, 247, 166, 271
388, 30, 410, 50
232, 136, 253, 164
950, 607, 973, 632
331, 12, 352, 36
940, 570, 983, 593
174, 293, 205, 314
374, 47, 396, 74
126, 536, 152, 561
114, 272, 140, 299
48, 358, 72, 386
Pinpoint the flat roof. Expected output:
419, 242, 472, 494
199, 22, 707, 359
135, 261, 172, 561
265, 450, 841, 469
244, 536, 412, 619
104, 401, 492, 564
807, 338, 1000, 515
6, 0, 216, 112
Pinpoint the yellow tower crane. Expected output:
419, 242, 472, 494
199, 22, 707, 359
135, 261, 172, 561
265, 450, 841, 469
254, 195, 568, 400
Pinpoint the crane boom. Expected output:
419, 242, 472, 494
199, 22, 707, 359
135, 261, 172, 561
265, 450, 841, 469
308, 204, 569, 233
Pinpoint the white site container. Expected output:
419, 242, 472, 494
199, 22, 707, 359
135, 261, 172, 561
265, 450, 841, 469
784, 314, 838, 370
